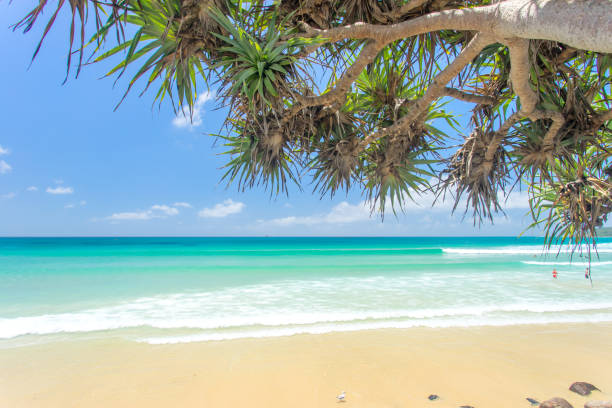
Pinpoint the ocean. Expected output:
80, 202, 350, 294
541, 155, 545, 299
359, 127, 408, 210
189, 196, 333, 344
1, 237, 611, 348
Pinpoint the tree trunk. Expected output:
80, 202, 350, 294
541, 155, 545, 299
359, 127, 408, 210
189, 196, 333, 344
489, 0, 612, 54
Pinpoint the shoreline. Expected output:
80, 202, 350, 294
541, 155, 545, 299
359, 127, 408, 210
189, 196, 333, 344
1, 323, 611, 407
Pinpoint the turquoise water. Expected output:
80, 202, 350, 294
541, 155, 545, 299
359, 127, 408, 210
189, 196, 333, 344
1, 237, 611, 347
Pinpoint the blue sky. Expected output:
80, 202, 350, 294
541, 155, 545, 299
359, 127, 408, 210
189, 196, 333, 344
0, 3, 537, 236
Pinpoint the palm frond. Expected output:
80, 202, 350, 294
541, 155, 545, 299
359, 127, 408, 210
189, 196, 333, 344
219, 118, 301, 196
528, 152, 612, 253
12, 0, 129, 82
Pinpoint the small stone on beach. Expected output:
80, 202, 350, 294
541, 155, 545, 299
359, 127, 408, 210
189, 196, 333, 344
584, 401, 612, 408
428, 395, 439, 401
570, 382, 600, 396
527, 398, 540, 405
459, 405, 474, 408
540, 398, 573, 408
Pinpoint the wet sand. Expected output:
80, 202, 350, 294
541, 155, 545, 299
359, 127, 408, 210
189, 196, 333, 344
1, 323, 611, 408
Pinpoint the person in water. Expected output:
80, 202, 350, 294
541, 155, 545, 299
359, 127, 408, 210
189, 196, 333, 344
585, 267, 590, 279
552, 269, 558, 279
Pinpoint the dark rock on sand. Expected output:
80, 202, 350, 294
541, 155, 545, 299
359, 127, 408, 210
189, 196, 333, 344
527, 398, 540, 405
540, 398, 574, 408
459, 405, 474, 408
584, 401, 612, 408
428, 395, 439, 401
570, 382, 600, 396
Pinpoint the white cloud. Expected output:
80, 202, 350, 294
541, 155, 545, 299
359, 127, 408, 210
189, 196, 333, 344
107, 211, 152, 221
173, 202, 192, 208
501, 190, 530, 209
394, 187, 530, 212
46, 186, 74, 195
0, 160, 12, 174
198, 199, 245, 218
1, 192, 16, 199
26, 186, 38, 192
403, 190, 451, 210
268, 195, 452, 228
151, 204, 179, 216
270, 201, 372, 226
0, 144, 15, 175
172, 92, 214, 129
268, 188, 530, 228
326, 201, 371, 223
270, 216, 308, 226
105, 203, 181, 221
65, 200, 87, 209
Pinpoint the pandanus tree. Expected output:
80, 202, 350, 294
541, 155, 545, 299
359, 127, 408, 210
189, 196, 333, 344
11, 0, 612, 253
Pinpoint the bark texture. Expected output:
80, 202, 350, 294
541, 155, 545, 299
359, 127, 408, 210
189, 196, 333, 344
300, 0, 612, 53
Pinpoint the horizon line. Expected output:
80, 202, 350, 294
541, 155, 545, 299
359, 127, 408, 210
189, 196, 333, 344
0, 235, 546, 238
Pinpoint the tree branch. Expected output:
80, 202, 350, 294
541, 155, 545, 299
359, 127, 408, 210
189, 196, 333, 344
594, 108, 612, 129
277, 40, 384, 128
506, 38, 565, 152
443, 87, 496, 105
507, 39, 538, 116
361, 33, 494, 148
298, 0, 612, 54
383, 0, 429, 20
297, 40, 383, 109
530, 109, 566, 150
483, 112, 522, 167
279, 41, 384, 127
298, 7, 484, 44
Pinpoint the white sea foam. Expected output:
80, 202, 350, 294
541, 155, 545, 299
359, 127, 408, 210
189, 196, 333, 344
443, 243, 612, 255
522, 260, 612, 266
2, 298, 612, 340
139, 313, 612, 344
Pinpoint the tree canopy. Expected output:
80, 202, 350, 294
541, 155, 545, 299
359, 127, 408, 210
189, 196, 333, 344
11, 0, 612, 251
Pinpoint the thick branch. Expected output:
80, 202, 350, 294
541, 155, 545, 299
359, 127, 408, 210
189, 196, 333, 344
507, 39, 539, 115
504, 39, 565, 153
443, 87, 496, 105
361, 33, 494, 147
529, 109, 565, 150
299, 0, 612, 54
542, 113, 565, 150
278, 40, 383, 128
484, 112, 522, 165
299, 8, 483, 43
298, 40, 382, 109
490, 0, 612, 54
594, 109, 612, 129
383, 0, 429, 20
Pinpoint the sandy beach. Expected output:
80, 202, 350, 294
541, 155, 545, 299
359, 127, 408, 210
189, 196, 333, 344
1, 323, 611, 408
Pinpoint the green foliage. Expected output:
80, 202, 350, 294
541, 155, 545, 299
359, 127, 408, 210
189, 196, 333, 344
218, 116, 301, 196
362, 149, 434, 215
528, 150, 611, 251
308, 107, 362, 197
210, 7, 318, 113
91, 0, 208, 112
12, 0, 128, 82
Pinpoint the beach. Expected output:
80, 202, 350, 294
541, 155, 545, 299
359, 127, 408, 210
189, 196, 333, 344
1, 323, 611, 407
